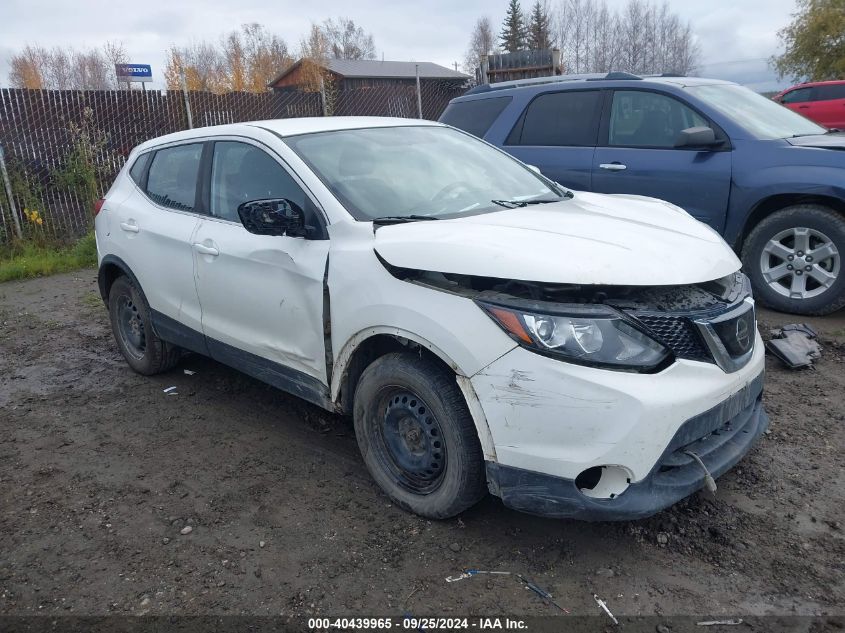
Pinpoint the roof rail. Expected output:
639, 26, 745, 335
465, 70, 650, 95
594, 71, 642, 81
465, 72, 605, 95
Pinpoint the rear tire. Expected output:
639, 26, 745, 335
741, 204, 845, 315
353, 352, 486, 519
108, 275, 181, 375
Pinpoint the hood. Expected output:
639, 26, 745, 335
374, 191, 740, 286
786, 133, 845, 150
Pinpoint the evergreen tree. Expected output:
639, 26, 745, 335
500, 0, 527, 53
527, 1, 554, 50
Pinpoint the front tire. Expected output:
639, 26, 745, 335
108, 275, 181, 375
353, 352, 486, 519
742, 204, 845, 315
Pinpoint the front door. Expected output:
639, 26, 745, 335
192, 139, 331, 396
592, 89, 732, 231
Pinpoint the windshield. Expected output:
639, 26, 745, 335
284, 125, 563, 221
686, 83, 826, 140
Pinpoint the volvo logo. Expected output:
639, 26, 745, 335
735, 317, 751, 352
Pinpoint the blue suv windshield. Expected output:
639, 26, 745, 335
687, 83, 826, 139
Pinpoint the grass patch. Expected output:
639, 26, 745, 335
0, 233, 97, 283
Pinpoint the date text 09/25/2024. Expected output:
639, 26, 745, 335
307, 617, 527, 630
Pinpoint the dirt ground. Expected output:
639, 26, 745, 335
1, 270, 843, 624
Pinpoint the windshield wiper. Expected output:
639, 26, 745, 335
491, 197, 566, 208
372, 215, 441, 226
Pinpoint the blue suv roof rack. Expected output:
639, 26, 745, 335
466, 71, 644, 95
591, 71, 642, 81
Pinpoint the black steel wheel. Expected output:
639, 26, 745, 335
353, 352, 486, 519
377, 389, 447, 494
107, 275, 181, 375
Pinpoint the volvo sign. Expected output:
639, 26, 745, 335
115, 64, 153, 83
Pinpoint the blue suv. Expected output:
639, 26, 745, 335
440, 73, 845, 315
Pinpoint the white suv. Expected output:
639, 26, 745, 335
95, 117, 768, 520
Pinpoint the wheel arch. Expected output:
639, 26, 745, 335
98, 255, 142, 304
738, 193, 845, 250
331, 329, 497, 461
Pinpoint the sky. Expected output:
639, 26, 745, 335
0, 0, 798, 92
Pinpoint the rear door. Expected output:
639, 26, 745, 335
591, 89, 732, 230
110, 142, 205, 345
811, 84, 845, 128
191, 138, 331, 394
501, 89, 602, 190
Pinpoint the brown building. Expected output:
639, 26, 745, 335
268, 58, 470, 92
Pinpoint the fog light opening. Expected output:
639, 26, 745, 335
576, 465, 632, 499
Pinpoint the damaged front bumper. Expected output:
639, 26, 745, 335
485, 371, 768, 521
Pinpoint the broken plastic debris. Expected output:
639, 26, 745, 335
697, 619, 743, 626
765, 323, 822, 369
593, 593, 618, 625
446, 570, 568, 614
163, 386, 178, 393
445, 569, 512, 582
516, 574, 569, 614
183, 369, 196, 375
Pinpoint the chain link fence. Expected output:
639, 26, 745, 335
0, 80, 467, 245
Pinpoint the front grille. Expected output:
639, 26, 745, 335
633, 314, 712, 363
710, 305, 756, 358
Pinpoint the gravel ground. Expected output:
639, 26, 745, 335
1, 270, 843, 624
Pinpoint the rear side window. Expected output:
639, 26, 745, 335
508, 90, 601, 146
439, 97, 512, 138
146, 144, 203, 211
815, 84, 845, 101
128, 152, 150, 185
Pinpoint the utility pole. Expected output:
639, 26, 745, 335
415, 64, 423, 119
0, 144, 23, 240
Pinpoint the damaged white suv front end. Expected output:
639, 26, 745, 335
338, 187, 766, 520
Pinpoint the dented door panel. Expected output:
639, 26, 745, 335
193, 217, 330, 383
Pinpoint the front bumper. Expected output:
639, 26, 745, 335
486, 372, 768, 520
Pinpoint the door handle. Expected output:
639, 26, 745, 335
599, 163, 627, 171
192, 243, 219, 256
798, 105, 810, 109
119, 221, 139, 233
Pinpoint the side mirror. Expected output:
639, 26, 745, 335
675, 126, 723, 149
237, 198, 310, 238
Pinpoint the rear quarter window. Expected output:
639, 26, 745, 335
439, 96, 512, 138
128, 152, 150, 185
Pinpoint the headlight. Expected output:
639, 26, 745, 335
478, 300, 671, 371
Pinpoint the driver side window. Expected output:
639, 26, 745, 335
210, 142, 307, 222
609, 91, 709, 148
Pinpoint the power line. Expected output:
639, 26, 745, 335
697, 57, 770, 67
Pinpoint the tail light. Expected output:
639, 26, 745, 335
93, 198, 105, 217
